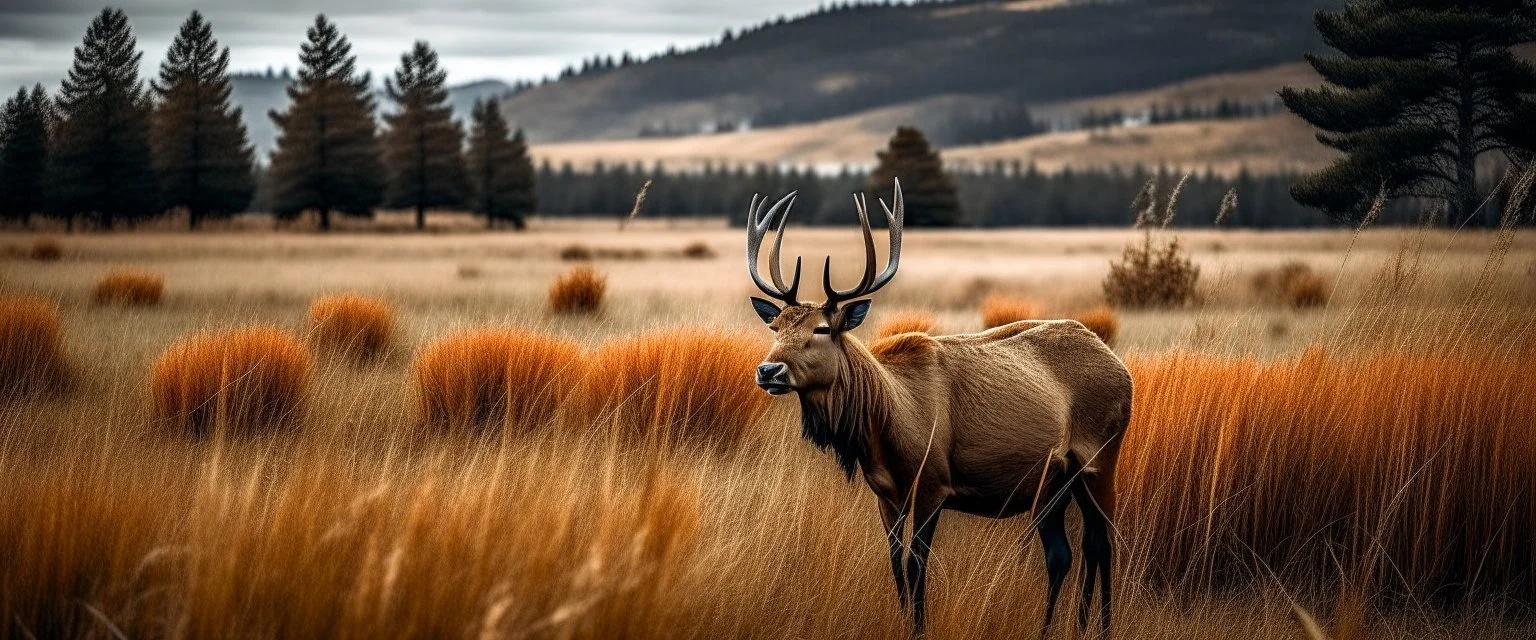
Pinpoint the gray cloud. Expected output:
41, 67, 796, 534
0, 1, 821, 90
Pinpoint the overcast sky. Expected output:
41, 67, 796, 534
0, 1, 824, 91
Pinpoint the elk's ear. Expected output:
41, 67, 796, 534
749, 297, 782, 324
836, 299, 873, 332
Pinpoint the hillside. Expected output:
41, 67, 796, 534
499, 0, 1336, 142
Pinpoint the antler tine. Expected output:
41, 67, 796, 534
767, 193, 798, 293
745, 191, 800, 304
822, 193, 879, 308
865, 177, 904, 294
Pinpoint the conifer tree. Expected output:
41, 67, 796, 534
0, 85, 53, 227
465, 98, 536, 229
50, 7, 159, 230
151, 11, 255, 230
1281, 0, 1536, 224
266, 15, 383, 230
382, 41, 465, 230
869, 126, 961, 226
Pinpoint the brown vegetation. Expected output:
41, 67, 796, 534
1073, 305, 1120, 344
1103, 232, 1200, 308
93, 268, 165, 306
0, 297, 66, 396
1254, 261, 1330, 308
979, 294, 1040, 329
549, 264, 607, 314
411, 328, 586, 431
308, 293, 395, 361
680, 241, 716, 260
28, 238, 62, 261
575, 328, 770, 449
149, 327, 312, 435
873, 310, 939, 339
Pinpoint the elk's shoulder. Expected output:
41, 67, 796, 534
868, 332, 941, 366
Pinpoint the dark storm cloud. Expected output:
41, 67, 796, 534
0, 0, 820, 90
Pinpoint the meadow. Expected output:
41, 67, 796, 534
2, 216, 1535, 639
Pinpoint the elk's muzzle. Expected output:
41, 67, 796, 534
756, 362, 792, 395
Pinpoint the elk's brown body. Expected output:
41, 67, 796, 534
745, 181, 1133, 637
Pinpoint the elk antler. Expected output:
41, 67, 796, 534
822, 178, 904, 311
746, 191, 802, 305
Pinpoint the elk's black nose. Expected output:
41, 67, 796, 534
756, 362, 791, 395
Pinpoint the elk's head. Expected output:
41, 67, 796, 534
746, 179, 904, 396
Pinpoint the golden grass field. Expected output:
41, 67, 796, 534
3, 216, 1536, 638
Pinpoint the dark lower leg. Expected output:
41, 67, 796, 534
1037, 487, 1072, 639
906, 507, 941, 634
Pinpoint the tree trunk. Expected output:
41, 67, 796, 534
189, 208, 201, 232
319, 207, 331, 232
416, 204, 425, 231
1454, 40, 1479, 226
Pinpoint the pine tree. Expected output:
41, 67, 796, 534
382, 41, 465, 230
0, 85, 52, 227
266, 15, 383, 230
50, 7, 159, 231
151, 11, 255, 230
1280, 1, 1536, 224
869, 126, 961, 226
465, 98, 536, 229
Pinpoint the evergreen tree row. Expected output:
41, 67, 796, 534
0, 9, 537, 231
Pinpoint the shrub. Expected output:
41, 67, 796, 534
549, 265, 606, 314
980, 295, 1040, 329
94, 269, 164, 306
150, 327, 312, 435
873, 310, 938, 339
1254, 261, 1329, 309
575, 328, 771, 450
559, 244, 594, 261
308, 293, 395, 361
680, 241, 716, 260
1103, 231, 1200, 308
1073, 305, 1120, 345
29, 238, 62, 261
412, 328, 586, 431
0, 297, 66, 396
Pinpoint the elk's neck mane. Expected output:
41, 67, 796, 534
797, 337, 894, 480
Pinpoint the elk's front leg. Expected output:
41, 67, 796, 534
878, 498, 909, 610
906, 492, 947, 635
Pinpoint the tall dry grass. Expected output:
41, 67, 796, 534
550, 265, 607, 314
149, 327, 313, 435
0, 296, 66, 396
93, 268, 165, 306
979, 294, 1040, 329
873, 310, 939, 339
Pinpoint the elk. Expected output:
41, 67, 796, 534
745, 179, 1133, 637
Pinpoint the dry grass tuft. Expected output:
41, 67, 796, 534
1120, 345, 1536, 601
412, 328, 586, 431
93, 269, 165, 306
1103, 231, 1199, 308
576, 328, 771, 449
680, 241, 716, 260
873, 310, 939, 339
150, 327, 312, 435
0, 297, 66, 396
1254, 261, 1329, 309
980, 294, 1041, 329
549, 265, 607, 314
308, 293, 395, 361
559, 243, 595, 261
1073, 305, 1120, 345
29, 237, 62, 261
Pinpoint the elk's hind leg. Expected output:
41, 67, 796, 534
878, 499, 909, 610
1075, 467, 1117, 633
1034, 474, 1074, 639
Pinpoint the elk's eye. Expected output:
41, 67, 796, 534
812, 326, 831, 335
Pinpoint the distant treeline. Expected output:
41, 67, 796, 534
533, 161, 1509, 228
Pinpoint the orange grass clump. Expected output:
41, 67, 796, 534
412, 328, 586, 431
150, 327, 313, 435
576, 328, 771, 449
979, 294, 1040, 329
1254, 261, 1330, 309
1073, 305, 1120, 345
873, 310, 938, 339
29, 238, 62, 261
549, 265, 607, 314
93, 268, 164, 306
1118, 346, 1536, 602
308, 293, 395, 361
0, 297, 65, 396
